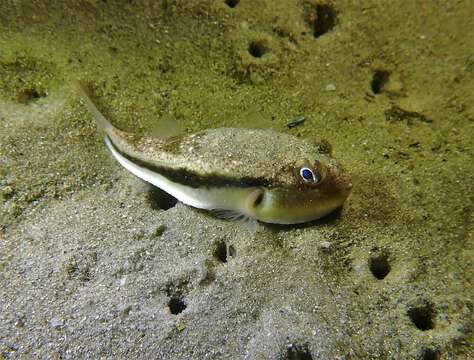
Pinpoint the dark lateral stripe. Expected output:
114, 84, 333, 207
107, 135, 271, 189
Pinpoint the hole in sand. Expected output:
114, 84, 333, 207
368, 252, 391, 279
421, 348, 440, 360
248, 41, 268, 58
17, 88, 46, 104
304, 3, 337, 38
407, 302, 436, 331
214, 240, 235, 263
285, 344, 313, 360
147, 186, 177, 210
225, 0, 239, 8
168, 296, 187, 315
371, 70, 390, 94
165, 281, 189, 315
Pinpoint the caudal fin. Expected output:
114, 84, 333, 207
75, 81, 114, 134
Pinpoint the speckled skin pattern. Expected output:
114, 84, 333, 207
108, 127, 352, 223
112, 127, 345, 187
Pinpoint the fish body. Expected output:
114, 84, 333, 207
79, 86, 352, 224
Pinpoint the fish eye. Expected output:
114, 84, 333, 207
299, 167, 321, 184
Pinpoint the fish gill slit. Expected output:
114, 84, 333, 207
254, 192, 264, 207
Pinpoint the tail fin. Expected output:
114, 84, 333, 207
75, 81, 114, 134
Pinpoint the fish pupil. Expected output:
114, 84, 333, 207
301, 168, 314, 181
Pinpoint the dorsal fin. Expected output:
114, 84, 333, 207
150, 115, 184, 140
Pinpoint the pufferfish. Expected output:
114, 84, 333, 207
78, 85, 352, 225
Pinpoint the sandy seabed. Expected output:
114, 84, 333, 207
1, 1, 473, 359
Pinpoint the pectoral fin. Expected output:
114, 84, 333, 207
210, 209, 258, 231
211, 209, 248, 221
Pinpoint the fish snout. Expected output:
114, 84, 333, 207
330, 163, 352, 198
345, 180, 353, 192
337, 174, 353, 198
